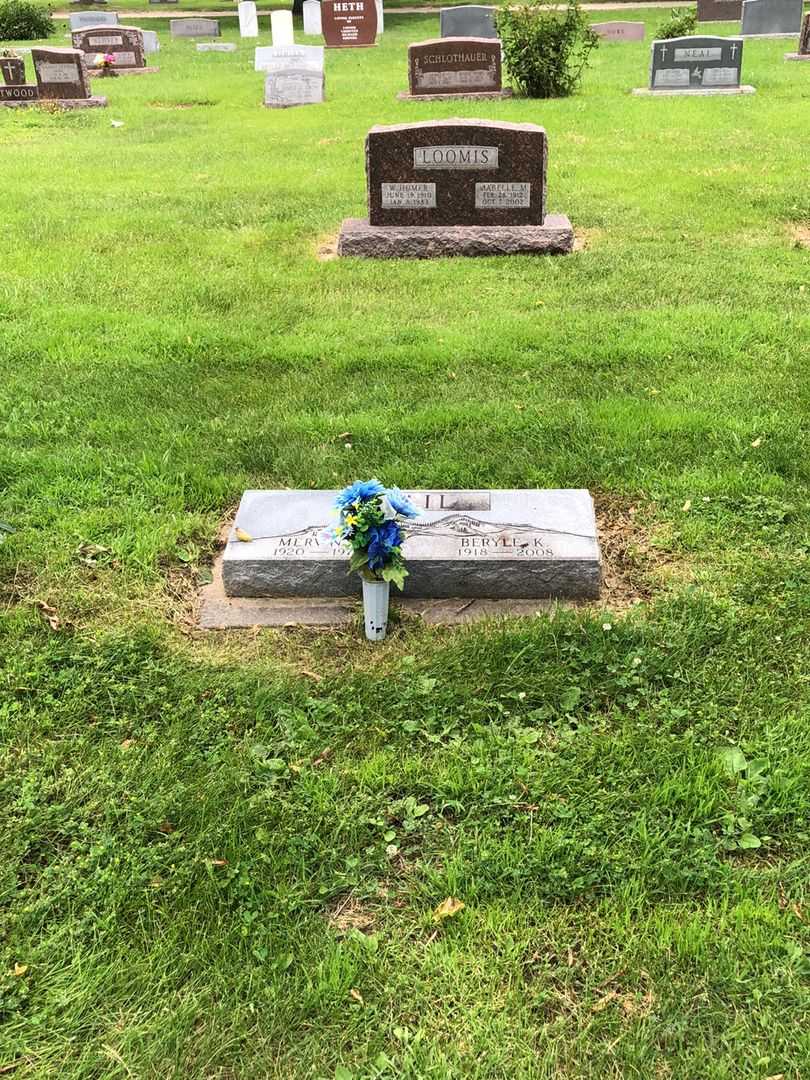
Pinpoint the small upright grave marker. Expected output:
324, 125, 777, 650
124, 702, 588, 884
399, 38, 510, 100
271, 9, 295, 45
591, 21, 645, 41
633, 35, 754, 94
338, 118, 574, 258
321, 0, 377, 46
239, 1, 259, 37
1, 54, 26, 84
303, 0, 322, 34
740, 0, 802, 35
170, 18, 221, 37
785, 11, 810, 56
439, 5, 497, 39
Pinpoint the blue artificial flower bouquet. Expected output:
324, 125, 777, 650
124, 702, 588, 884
331, 480, 418, 590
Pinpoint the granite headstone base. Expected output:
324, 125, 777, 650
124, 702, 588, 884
223, 489, 599, 599
784, 51, 810, 58
89, 66, 160, 76
632, 84, 755, 95
1, 92, 107, 107
397, 88, 512, 102
337, 215, 574, 258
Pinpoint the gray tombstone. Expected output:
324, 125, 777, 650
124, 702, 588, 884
69, 9, 119, 29
439, 5, 497, 39
647, 35, 745, 89
264, 68, 324, 106
170, 18, 221, 37
142, 29, 159, 54
591, 21, 645, 41
223, 489, 600, 599
197, 42, 236, 51
741, 0, 802, 34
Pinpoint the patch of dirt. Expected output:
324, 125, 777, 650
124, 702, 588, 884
325, 895, 377, 936
592, 494, 683, 612
316, 235, 338, 261
789, 222, 810, 248
573, 227, 602, 252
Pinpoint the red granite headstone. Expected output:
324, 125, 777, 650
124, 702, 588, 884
71, 25, 146, 68
32, 47, 92, 100
0, 56, 26, 85
407, 38, 502, 95
697, 0, 743, 20
321, 0, 377, 47
799, 11, 810, 51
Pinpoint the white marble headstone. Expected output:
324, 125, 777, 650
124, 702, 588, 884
238, 1, 259, 38
271, 9, 295, 45
255, 43, 323, 71
376, 0, 384, 34
142, 29, 160, 53
302, 0, 322, 35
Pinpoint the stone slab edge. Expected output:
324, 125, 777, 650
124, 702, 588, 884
89, 66, 160, 75
396, 88, 513, 101
337, 214, 574, 258
740, 31, 797, 37
784, 51, 810, 58
1, 95, 108, 108
631, 85, 756, 95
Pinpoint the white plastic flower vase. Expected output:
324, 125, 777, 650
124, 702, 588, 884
362, 578, 390, 642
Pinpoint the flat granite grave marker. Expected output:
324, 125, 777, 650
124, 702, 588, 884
591, 21, 645, 41
439, 5, 497, 39
72, 25, 151, 70
197, 42, 236, 51
223, 489, 600, 600
633, 35, 754, 94
697, 0, 742, 21
741, 0, 802, 35
303, 0, 322, 34
29, 47, 106, 106
399, 37, 511, 101
321, 0, 377, 46
1, 55, 26, 84
68, 9, 118, 29
338, 118, 574, 258
785, 11, 810, 56
239, 1, 259, 37
170, 18, 221, 37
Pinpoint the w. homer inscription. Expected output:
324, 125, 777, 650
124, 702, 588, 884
399, 38, 511, 101
222, 490, 600, 600
337, 118, 574, 258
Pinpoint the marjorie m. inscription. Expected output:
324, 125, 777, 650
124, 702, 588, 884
413, 145, 498, 169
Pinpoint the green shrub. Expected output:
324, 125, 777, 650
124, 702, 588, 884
0, 0, 52, 40
495, 0, 599, 99
655, 7, 698, 39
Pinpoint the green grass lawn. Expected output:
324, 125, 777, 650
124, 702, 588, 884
1, 10, 809, 1078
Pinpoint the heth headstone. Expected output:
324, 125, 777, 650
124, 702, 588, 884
591, 21, 645, 41
321, 0, 377, 46
223, 489, 601, 600
303, 0, 322, 33
400, 37, 510, 100
170, 18, 221, 37
31, 46, 107, 106
68, 9, 118, 29
697, 0, 742, 21
0, 55, 26, 85
239, 0, 259, 37
72, 25, 146, 69
741, 0, 802, 35
255, 43, 324, 72
338, 118, 574, 258
439, 5, 497, 39
634, 35, 754, 94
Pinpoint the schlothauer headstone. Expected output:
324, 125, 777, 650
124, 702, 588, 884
223, 489, 601, 600
741, 0, 802, 35
400, 38, 510, 100
239, 1, 259, 37
439, 5, 497, 39
31, 46, 107, 106
697, 0, 742, 21
321, 0, 377, 46
338, 118, 574, 258
170, 18, 221, 37
633, 35, 753, 93
72, 25, 147, 69
271, 9, 295, 45
591, 21, 645, 41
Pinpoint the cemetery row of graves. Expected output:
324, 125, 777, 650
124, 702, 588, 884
1, 0, 809, 1075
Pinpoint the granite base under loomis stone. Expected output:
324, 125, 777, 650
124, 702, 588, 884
337, 215, 574, 258
222, 489, 600, 600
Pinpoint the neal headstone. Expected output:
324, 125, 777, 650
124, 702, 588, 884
170, 18, 221, 37
271, 9, 295, 45
321, 0, 377, 46
72, 25, 146, 68
255, 43, 324, 72
223, 489, 601, 600
636, 35, 752, 93
741, 0, 802, 34
303, 0, 322, 33
697, 0, 742, 21
403, 37, 508, 99
239, 0, 259, 37
338, 118, 574, 257
1, 55, 26, 84
439, 5, 497, 39
68, 9, 118, 29
31, 46, 106, 105
591, 21, 645, 41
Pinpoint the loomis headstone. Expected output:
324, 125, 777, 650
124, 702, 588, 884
401, 38, 509, 99
741, 0, 802, 34
303, 0, 322, 33
338, 118, 574, 257
239, 0, 259, 37
321, 0, 377, 46
271, 9, 295, 45
634, 35, 753, 93
223, 489, 600, 599
439, 5, 497, 39
591, 21, 645, 41
170, 17, 221, 37
31, 46, 107, 105
72, 25, 146, 68
696, 0, 742, 21
68, 9, 118, 29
